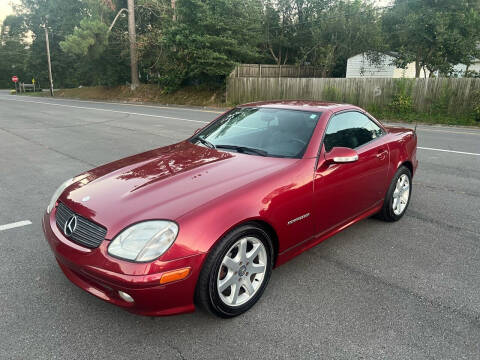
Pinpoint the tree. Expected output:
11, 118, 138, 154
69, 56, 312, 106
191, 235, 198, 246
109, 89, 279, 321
3, 0, 479, 91
258, 0, 382, 76
298, 0, 383, 76
383, 0, 480, 77
15, 0, 87, 87
11, 0, 129, 88
0, 15, 31, 88
59, 0, 140, 88
138, 0, 264, 91
60, 18, 109, 58
262, 0, 298, 65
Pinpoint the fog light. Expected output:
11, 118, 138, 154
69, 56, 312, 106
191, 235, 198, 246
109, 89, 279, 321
118, 291, 134, 303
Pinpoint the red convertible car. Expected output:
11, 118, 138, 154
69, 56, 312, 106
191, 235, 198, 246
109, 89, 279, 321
43, 101, 417, 317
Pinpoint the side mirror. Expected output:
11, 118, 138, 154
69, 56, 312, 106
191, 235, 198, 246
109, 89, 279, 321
325, 147, 358, 164
194, 128, 202, 135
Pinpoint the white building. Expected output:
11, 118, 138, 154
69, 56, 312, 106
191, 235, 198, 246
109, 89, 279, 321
346, 53, 427, 78
451, 62, 480, 77
346, 52, 480, 78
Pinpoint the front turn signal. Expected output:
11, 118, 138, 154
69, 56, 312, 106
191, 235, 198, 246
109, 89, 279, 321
160, 267, 191, 285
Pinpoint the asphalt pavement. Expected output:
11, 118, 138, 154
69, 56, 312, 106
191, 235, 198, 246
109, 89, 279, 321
0, 91, 479, 359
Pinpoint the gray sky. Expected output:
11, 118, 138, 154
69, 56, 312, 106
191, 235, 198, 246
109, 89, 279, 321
0, 0, 19, 24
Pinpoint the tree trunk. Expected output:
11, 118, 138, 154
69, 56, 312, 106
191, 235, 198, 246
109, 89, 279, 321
171, 0, 176, 21
268, 45, 279, 65
127, 0, 140, 90
415, 60, 421, 78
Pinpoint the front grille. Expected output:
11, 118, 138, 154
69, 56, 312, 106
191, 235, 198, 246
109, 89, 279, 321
55, 203, 107, 248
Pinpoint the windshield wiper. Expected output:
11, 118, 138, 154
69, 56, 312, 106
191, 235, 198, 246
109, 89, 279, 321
215, 144, 268, 156
196, 137, 216, 149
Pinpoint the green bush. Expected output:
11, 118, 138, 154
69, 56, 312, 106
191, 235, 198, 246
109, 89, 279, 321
323, 86, 341, 102
157, 69, 186, 94
430, 83, 454, 115
388, 79, 414, 114
388, 94, 413, 114
472, 90, 480, 121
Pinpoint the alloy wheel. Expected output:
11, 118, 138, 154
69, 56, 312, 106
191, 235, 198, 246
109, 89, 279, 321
216, 236, 267, 307
392, 174, 410, 215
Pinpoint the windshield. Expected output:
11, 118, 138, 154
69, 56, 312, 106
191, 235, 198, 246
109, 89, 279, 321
191, 107, 321, 158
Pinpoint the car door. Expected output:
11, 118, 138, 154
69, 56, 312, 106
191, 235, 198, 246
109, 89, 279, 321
313, 111, 389, 235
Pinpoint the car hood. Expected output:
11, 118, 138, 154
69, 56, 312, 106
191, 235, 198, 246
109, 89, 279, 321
59, 141, 296, 238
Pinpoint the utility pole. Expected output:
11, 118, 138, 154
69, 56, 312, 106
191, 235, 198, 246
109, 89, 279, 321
44, 25, 54, 96
127, 0, 140, 90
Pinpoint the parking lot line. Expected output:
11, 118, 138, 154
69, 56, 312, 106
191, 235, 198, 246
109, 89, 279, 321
418, 146, 480, 156
0, 97, 210, 124
0, 220, 32, 231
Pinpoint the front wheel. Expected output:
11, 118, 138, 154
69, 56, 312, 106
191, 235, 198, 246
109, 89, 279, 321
378, 166, 412, 222
195, 224, 273, 318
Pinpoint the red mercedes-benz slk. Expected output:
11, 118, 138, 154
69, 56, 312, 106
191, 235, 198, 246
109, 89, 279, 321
43, 101, 417, 317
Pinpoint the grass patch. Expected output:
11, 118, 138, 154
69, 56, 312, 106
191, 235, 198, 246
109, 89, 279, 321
368, 108, 479, 127
28, 84, 227, 108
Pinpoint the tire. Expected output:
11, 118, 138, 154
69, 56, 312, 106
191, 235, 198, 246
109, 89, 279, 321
195, 224, 273, 318
378, 165, 412, 222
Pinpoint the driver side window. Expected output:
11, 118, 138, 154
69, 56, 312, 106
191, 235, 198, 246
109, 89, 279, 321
324, 111, 383, 152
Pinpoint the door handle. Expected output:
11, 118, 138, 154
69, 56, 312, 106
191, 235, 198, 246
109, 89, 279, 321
376, 149, 387, 160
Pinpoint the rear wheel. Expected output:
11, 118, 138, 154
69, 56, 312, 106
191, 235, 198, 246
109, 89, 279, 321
195, 224, 273, 318
378, 166, 412, 222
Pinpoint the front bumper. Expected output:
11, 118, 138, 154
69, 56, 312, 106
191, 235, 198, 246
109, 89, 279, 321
42, 211, 206, 316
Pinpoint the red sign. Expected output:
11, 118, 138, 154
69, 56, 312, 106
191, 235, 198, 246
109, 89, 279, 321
12, 76, 19, 83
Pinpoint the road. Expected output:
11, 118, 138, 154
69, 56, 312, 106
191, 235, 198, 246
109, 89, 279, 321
0, 92, 479, 359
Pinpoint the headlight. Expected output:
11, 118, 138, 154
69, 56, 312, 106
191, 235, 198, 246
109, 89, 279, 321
47, 177, 76, 213
108, 221, 179, 262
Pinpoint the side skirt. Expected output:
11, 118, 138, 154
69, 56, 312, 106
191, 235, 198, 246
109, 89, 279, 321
275, 202, 383, 267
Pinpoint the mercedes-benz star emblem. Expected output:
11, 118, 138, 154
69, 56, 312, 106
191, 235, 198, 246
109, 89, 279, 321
64, 215, 78, 237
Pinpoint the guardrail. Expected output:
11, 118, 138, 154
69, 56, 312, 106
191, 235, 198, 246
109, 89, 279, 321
18, 83, 38, 93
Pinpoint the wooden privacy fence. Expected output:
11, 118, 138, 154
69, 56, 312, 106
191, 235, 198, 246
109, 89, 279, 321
231, 64, 324, 78
227, 77, 480, 115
